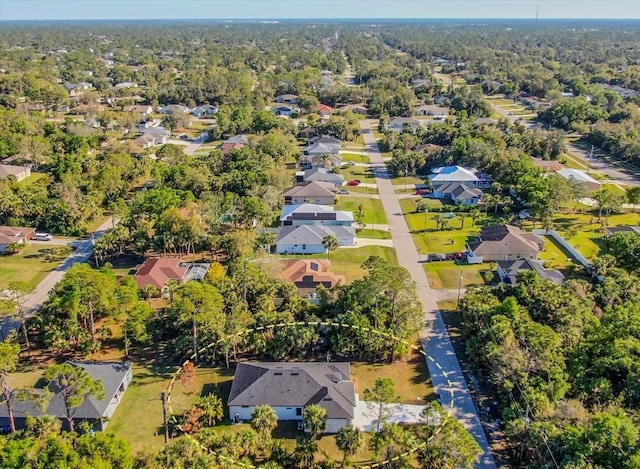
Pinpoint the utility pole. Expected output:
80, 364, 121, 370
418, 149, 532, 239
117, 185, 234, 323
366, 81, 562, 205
456, 270, 464, 310
587, 145, 594, 174
423, 207, 429, 232
405, 164, 408, 192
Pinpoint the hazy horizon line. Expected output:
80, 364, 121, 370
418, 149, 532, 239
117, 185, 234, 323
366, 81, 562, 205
2, 17, 639, 22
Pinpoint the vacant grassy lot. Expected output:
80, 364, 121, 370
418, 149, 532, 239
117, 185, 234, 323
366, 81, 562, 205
339, 165, 376, 184
356, 229, 392, 239
340, 152, 370, 164
0, 245, 74, 290
335, 197, 388, 225
340, 185, 379, 195
423, 262, 486, 289
330, 246, 398, 281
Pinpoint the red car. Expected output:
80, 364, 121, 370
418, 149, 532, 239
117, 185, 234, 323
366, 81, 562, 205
347, 180, 361, 186
415, 189, 428, 195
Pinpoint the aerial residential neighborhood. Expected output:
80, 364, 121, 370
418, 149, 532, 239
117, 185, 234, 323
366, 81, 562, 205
0, 4, 639, 468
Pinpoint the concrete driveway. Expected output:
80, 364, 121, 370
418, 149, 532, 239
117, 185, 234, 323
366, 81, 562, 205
352, 399, 429, 432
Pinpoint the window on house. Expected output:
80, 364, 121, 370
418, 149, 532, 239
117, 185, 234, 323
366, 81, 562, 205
296, 408, 302, 416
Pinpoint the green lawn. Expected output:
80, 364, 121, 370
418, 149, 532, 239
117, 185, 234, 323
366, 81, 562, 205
390, 176, 425, 189
601, 184, 627, 196
17, 172, 49, 186
335, 197, 388, 225
423, 262, 486, 289
329, 246, 398, 281
356, 229, 392, 239
340, 152, 370, 164
539, 236, 582, 270
342, 185, 379, 195
0, 245, 74, 290
338, 166, 376, 184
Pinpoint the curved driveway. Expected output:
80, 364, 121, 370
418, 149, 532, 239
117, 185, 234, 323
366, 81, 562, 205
360, 120, 496, 468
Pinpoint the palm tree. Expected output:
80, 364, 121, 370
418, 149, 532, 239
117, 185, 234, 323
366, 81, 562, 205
303, 404, 328, 440
470, 208, 482, 226
322, 235, 339, 252
250, 405, 279, 435
433, 214, 443, 231
355, 204, 366, 230
5, 243, 22, 255
195, 394, 224, 427
336, 425, 363, 467
143, 284, 158, 307
482, 194, 494, 215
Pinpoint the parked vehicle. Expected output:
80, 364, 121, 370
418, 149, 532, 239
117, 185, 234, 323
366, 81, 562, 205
338, 189, 350, 194
415, 189, 429, 195
453, 251, 466, 260
427, 253, 447, 262
34, 233, 53, 241
347, 180, 361, 186
347, 161, 356, 166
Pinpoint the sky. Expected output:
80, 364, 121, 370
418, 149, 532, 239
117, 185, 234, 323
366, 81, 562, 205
1, 0, 639, 21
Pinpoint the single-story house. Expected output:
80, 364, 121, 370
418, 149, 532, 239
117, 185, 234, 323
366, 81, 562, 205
429, 165, 492, 189
223, 134, 250, 146
133, 257, 188, 292
467, 225, 545, 262
158, 104, 189, 115
278, 259, 345, 302
385, 117, 421, 132
302, 135, 341, 156
414, 105, 449, 117
276, 225, 356, 254
220, 142, 246, 155
134, 135, 157, 149
114, 82, 138, 89
276, 94, 299, 104
0, 225, 36, 252
336, 104, 367, 115
532, 159, 564, 172
122, 104, 153, 118
316, 104, 332, 118
191, 104, 218, 117
295, 167, 344, 187
272, 105, 294, 117
280, 203, 353, 227
556, 168, 601, 192
298, 126, 317, 140
0, 361, 132, 432
301, 153, 344, 169
497, 259, 565, 286
0, 164, 31, 182
228, 361, 356, 433
284, 181, 338, 205
431, 182, 483, 206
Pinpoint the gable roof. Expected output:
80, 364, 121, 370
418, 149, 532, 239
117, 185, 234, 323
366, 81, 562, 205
228, 362, 356, 419
279, 259, 345, 289
434, 182, 483, 200
497, 259, 565, 285
133, 257, 188, 290
0, 225, 35, 245
389, 117, 420, 126
309, 135, 341, 146
430, 165, 479, 182
224, 134, 250, 145
276, 225, 355, 245
304, 168, 344, 184
0, 164, 29, 179
556, 168, 600, 185
415, 104, 449, 115
284, 181, 338, 198
303, 142, 341, 155
468, 225, 544, 256
280, 204, 353, 223
0, 361, 132, 421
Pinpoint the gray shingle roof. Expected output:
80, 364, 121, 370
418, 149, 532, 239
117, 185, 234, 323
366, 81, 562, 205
497, 259, 565, 285
228, 362, 356, 419
0, 361, 131, 421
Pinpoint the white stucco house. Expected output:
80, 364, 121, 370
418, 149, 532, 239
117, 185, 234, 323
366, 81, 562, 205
228, 362, 356, 434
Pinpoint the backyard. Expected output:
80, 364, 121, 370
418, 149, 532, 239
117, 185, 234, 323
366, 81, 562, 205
329, 245, 398, 281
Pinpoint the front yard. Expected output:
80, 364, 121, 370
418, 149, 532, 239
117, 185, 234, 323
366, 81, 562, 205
0, 244, 74, 290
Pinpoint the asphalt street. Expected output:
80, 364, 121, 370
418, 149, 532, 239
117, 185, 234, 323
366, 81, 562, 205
360, 120, 497, 468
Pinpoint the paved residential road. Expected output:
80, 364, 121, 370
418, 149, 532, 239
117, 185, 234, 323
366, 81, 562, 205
0, 217, 116, 340
360, 120, 496, 468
